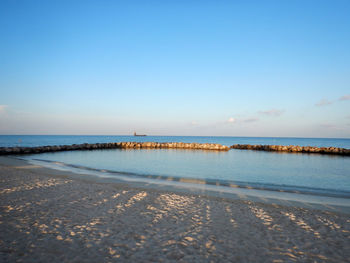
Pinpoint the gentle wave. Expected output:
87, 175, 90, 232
28, 158, 350, 199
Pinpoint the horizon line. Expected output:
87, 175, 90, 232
0, 134, 349, 140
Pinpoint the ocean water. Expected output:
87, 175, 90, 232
1, 135, 350, 148
2, 135, 349, 198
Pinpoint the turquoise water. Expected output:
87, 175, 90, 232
1, 135, 350, 148
22, 147, 350, 198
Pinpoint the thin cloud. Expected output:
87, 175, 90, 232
200, 116, 258, 128
258, 109, 284, 117
320, 123, 336, 128
0, 105, 7, 114
339, 95, 350, 101
226, 117, 258, 124
242, 118, 259, 123
190, 121, 198, 126
227, 117, 236, 124
315, 99, 332, 107
320, 124, 345, 130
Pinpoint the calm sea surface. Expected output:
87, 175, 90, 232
1, 135, 350, 148
1, 135, 349, 197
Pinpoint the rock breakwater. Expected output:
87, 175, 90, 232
0, 142, 230, 155
1, 142, 348, 156
230, 144, 350, 156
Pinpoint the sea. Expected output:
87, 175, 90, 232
1, 135, 350, 200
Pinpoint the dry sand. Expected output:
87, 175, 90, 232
0, 157, 349, 262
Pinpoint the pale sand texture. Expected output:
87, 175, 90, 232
0, 158, 349, 262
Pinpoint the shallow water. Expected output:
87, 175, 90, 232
22, 148, 350, 198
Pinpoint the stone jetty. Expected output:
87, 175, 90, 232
1, 142, 348, 156
230, 144, 350, 156
0, 142, 230, 155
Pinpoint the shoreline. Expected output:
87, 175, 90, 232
1, 156, 350, 262
20, 157, 350, 212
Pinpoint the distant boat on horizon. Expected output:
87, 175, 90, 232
134, 132, 147, 137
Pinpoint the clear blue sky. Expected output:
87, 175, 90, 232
1, 0, 349, 137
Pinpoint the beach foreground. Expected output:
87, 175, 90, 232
0, 157, 349, 262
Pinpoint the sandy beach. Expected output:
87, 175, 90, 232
0, 157, 349, 262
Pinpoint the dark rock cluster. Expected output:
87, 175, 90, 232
0, 142, 230, 155
230, 144, 350, 156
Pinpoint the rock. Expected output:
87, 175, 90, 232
0, 141, 346, 156
229, 144, 349, 156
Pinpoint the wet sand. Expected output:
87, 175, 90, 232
0, 157, 349, 262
